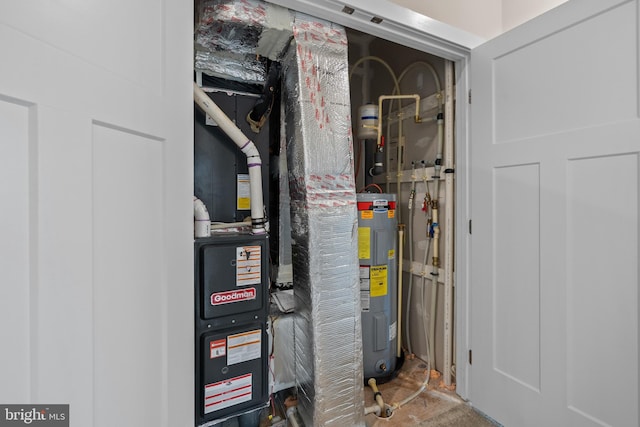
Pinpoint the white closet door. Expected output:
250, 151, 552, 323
470, 0, 639, 425
0, 2, 193, 426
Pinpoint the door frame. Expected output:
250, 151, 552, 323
266, 0, 479, 399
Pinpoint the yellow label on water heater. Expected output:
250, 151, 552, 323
370, 265, 388, 297
358, 227, 371, 259
361, 210, 374, 220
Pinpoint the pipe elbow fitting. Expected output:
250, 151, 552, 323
193, 196, 211, 238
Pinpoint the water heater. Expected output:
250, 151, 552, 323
357, 193, 398, 381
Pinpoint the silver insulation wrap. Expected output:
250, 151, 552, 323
195, 0, 292, 84
282, 14, 366, 427
194, 51, 267, 85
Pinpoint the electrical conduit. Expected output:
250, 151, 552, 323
193, 82, 266, 234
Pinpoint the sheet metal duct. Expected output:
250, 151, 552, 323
282, 13, 366, 427
277, 100, 293, 286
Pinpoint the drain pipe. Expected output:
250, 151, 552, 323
284, 396, 302, 427
193, 196, 211, 238
364, 378, 391, 417
364, 404, 382, 416
368, 378, 388, 417
193, 82, 266, 234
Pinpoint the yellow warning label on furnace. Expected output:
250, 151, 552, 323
370, 265, 388, 297
358, 227, 371, 259
361, 210, 374, 220
237, 198, 250, 210
237, 174, 251, 210
388, 210, 395, 219
388, 249, 395, 259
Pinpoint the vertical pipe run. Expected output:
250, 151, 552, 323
405, 163, 417, 355
443, 60, 455, 386
193, 196, 211, 238
193, 82, 266, 234
397, 225, 404, 358
428, 111, 444, 370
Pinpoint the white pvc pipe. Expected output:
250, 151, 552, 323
193, 196, 211, 238
428, 109, 445, 370
443, 60, 455, 386
421, 223, 433, 368
193, 82, 266, 234
286, 406, 302, 427
210, 219, 252, 230
364, 403, 382, 416
368, 378, 386, 416
377, 94, 421, 154
397, 62, 442, 106
397, 226, 404, 358
405, 164, 417, 355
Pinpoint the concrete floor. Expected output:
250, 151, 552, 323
219, 357, 501, 427
364, 357, 500, 427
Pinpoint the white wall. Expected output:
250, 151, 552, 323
0, 0, 194, 425
390, 0, 568, 39
390, 0, 502, 39
502, 0, 568, 32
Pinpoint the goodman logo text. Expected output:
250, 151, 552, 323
0, 405, 68, 426
211, 288, 257, 305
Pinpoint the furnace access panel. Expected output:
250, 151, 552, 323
194, 233, 270, 426
196, 234, 269, 325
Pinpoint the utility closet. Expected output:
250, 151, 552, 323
192, 1, 457, 426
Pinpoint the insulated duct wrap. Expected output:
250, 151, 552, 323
194, 51, 267, 85
195, 0, 293, 84
282, 14, 365, 427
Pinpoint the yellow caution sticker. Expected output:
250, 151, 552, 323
237, 197, 250, 210
237, 174, 251, 210
388, 249, 395, 259
370, 265, 388, 297
388, 209, 395, 219
358, 227, 371, 259
361, 210, 374, 220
